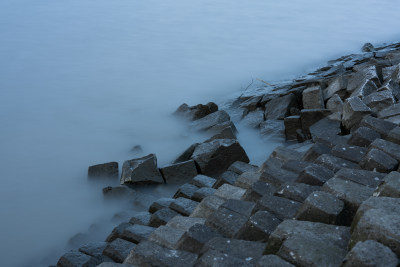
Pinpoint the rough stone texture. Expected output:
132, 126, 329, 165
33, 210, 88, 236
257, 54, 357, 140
88, 162, 118, 179
360, 148, 398, 173
269, 146, 304, 163
295, 191, 344, 224
375, 171, 400, 198
148, 208, 179, 228
281, 160, 311, 174
235, 211, 281, 242
266, 220, 350, 267
124, 241, 198, 267
195, 249, 253, 267
239, 96, 262, 112
227, 161, 258, 175
214, 184, 246, 200
169, 197, 198, 216
363, 89, 395, 113
342, 96, 372, 130
255, 195, 301, 220
120, 154, 164, 185
335, 168, 384, 188
284, 115, 302, 140
148, 225, 186, 249
242, 181, 277, 202
259, 163, 299, 187
213, 170, 239, 188
191, 187, 216, 202
326, 94, 344, 113
260, 120, 286, 141
205, 206, 249, 237
173, 183, 199, 199
191, 139, 249, 176
370, 138, 400, 162
242, 109, 265, 128
264, 93, 297, 120
302, 143, 332, 162
129, 212, 151, 226
322, 177, 374, 224
347, 65, 380, 97
166, 216, 205, 231
303, 86, 324, 109
274, 182, 320, 202
120, 224, 155, 244
160, 160, 198, 184
387, 126, 400, 145
106, 222, 132, 243
191, 175, 216, 188
323, 76, 348, 100
296, 164, 335, 186
342, 240, 398, 267
103, 238, 136, 263
97, 263, 135, 267
57, 250, 101, 267
315, 154, 360, 172
190, 110, 230, 131
234, 171, 262, 189
177, 224, 221, 254
174, 143, 199, 164
78, 242, 108, 259
255, 255, 295, 267
309, 118, 341, 140
378, 102, 400, 119
359, 115, 397, 138
205, 124, 236, 142
330, 144, 367, 164
149, 198, 175, 213
348, 127, 381, 148
190, 195, 226, 219
300, 109, 332, 134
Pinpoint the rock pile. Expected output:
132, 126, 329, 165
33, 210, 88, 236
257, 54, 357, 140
56, 42, 400, 266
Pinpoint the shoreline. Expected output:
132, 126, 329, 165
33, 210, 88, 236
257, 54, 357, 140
55, 40, 400, 266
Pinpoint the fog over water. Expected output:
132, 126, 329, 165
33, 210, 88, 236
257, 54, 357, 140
0, 0, 399, 266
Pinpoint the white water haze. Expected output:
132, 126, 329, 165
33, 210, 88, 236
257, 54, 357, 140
0, 0, 399, 266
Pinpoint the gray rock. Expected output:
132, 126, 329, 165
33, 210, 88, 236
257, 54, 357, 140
191, 110, 230, 131
256, 255, 295, 267
191, 175, 216, 188
78, 242, 107, 258
335, 168, 384, 188
214, 184, 247, 200
190, 195, 226, 219
191, 187, 216, 202
174, 102, 218, 121
106, 222, 132, 243
255, 195, 301, 220
300, 109, 332, 134
213, 170, 239, 188
274, 182, 320, 202
295, 191, 344, 225
195, 249, 253, 267
331, 144, 367, 164
284, 115, 301, 140
120, 154, 164, 185
242, 109, 264, 128
129, 212, 151, 226
166, 216, 205, 231
322, 177, 374, 224
347, 65, 380, 97
296, 164, 335, 186
362, 42, 375, 52
160, 160, 198, 184
239, 95, 262, 112
315, 154, 360, 172
205, 206, 249, 237
103, 238, 136, 263
310, 118, 342, 141
148, 208, 179, 227
169, 197, 198, 216
220, 199, 256, 217
228, 161, 258, 175
242, 181, 277, 202
302, 86, 324, 109
191, 139, 249, 176
281, 160, 311, 174
363, 89, 395, 113
173, 143, 199, 164
235, 211, 281, 242
120, 224, 155, 244
173, 183, 199, 199
348, 126, 381, 147
205, 125, 236, 141
378, 102, 400, 119
264, 93, 298, 120
360, 148, 398, 173
269, 146, 304, 163
259, 160, 299, 187
148, 225, 185, 249
375, 171, 400, 197
149, 198, 175, 213
342, 97, 372, 130
124, 241, 198, 267
260, 120, 285, 141
387, 126, 400, 145
359, 115, 396, 138
343, 240, 398, 267
370, 138, 400, 161
57, 250, 101, 267
302, 143, 332, 162
177, 224, 222, 254
97, 263, 136, 267
326, 94, 344, 113
323, 76, 348, 100
234, 171, 262, 189
88, 162, 118, 179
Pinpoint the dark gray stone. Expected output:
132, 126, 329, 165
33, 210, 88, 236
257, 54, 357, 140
335, 168, 385, 188
309, 118, 341, 141
120, 154, 164, 185
148, 225, 185, 249
300, 109, 332, 134
378, 102, 400, 119
173, 183, 199, 199
174, 143, 199, 164
235, 211, 281, 242
220, 199, 256, 217
129, 212, 151, 226
78, 242, 107, 258
256, 255, 295, 267
387, 126, 400, 145
234, 171, 262, 189
195, 249, 253, 267
342, 97, 372, 130
255, 195, 301, 220
120, 224, 155, 244
264, 93, 298, 120
169, 197, 198, 216
97, 263, 136, 267
312, 133, 350, 148
374, 171, 400, 197
149, 198, 175, 213
331, 144, 367, 164
124, 241, 198, 267
205, 206, 249, 237
213, 184, 246, 200
362, 42, 375, 52
260, 120, 286, 141
191, 175, 216, 188
359, 115, 396, 138
88, 162, 118, 179
315, 154, 360, 172
296, 164, 335, 186
302, 143, 331, 162
326, 94, 344, 113
190, 195, 225, 219
269, 146, 303, 163
295, 191, 344, 225
281, 160, 311, 174
259, 164, 298, 187
370, 138, 400, 161
213, 171, 239, 188
149, 208, 179, 227
242, 109, 265, 128
160, 160, 198, 184
363, 89, 395, 113
303, 85, 324, 109
166, 216, 205, 231
323, 76, 348, 101
343, 240, 398, 267
205, 125, 236, 141
348, 126, 381, 147
177, 224, 222, 254
191, 139, 249, 176
274, 182, 320, 202
360, 148, 398, 173
284, 115, 301, 140
239, 96, 262, 112
228, 161, 258, 175
106, 222, 132, 243
191, 110, 230, 131
242, 181, 277, 202
191, 187, 216, 202
103, 238, 136, 263
57, 250, 101, 267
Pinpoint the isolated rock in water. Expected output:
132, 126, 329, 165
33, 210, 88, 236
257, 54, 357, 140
160, 160, 198, 184
362, 42, 375, 52
190, 110, 230, 131
174, 102, 218, 121
88, 162, 118, 179
264, 93, 298, 120
120, 154, 164, 185
191, 139, 249, 176
342, 96, 372, 130
302, 86, 324, 109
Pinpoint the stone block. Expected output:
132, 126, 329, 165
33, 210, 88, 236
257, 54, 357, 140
387, 126, 400, 145
348, 126, 381, 147
269, 146, 304, 163
129, 211, 151, 226
169, 197, 198, 216
295, 191, 344, 224
213, 171, 239, 188
331, 144, 367, 164
191, 187, 216, 202
191, 175, 216, 188
103, 238, 136, 263
342, 97, 372, 130
242, 181, 277, 202
335, 168, 384, 188
78, 242, 107, 259
166, 216, 205, 231
214, 184, 246, 200
326, 94, 344, 113
227, 161, 258, 175
235, 211, 281, 242
363, 89, 395, 113
57, 250, 101, 267
360, 148, 398, 173
359, 115, 396, 138
255, 195, 301, 220
120, 154, 164, 185
88, 162, 118, 179
195, 249, 253, 267
300, 109, 332, 134
274, 182, 320, 202
323, 76, 348, 100
173, 183, 199, 199
220, 199, 256, 217
302, 143, 331, 162
259, 164, 298, 187
120, 224, 155, 244
234, 171, 262, 189
264, 93, 298, 120
160, 160, 198, 184
177, 224, 222, 254
205, 206, 249, 237
284, 115, 301, 140
190, 195, 225, 219
378, 102, 400, 119
106, 222, 132, 242
303, 86, 324, 109
315, 154, 360, 172
242, 109, 265, 128
370, 138, 400, 161
281, 160, 311, 174
374, 171, 400, 198
148, 225, 186, 249
256, 255, 295, 267
149, 208, 179, 228
149, 198, 175, 213
190, 110, 230, 131
296, 164, 334, 186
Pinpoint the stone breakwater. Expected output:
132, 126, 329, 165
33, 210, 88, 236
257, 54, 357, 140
56, 41, 400, 267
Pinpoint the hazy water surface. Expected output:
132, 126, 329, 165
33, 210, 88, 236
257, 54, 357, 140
0, 0, 399, 266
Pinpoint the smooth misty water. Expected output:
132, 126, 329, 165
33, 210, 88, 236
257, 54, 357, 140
0, 0, 399, 266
